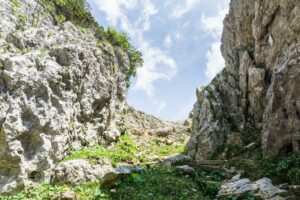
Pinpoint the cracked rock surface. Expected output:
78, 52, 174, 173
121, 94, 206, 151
186, 0, 300, 161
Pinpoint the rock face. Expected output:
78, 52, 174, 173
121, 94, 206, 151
186, 0, 300, 160
0, 0, 188, 194
0, 0, 129, 193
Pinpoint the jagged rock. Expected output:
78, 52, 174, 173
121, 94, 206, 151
118, 107, 189, 140
254, 178, 287, 199
52, 159, 113, 186
0, 0, 188, 194
186, 0, 300, 161
219, 177, 286, 199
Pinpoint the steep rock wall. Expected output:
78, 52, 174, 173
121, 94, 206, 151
186, 0, 300, 161
0, 0, 131, 193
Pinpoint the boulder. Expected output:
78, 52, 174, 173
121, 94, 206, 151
218, 177, 286, 199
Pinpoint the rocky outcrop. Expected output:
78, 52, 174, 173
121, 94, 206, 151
186, 0, 300, 160
0, 0, 129, 193
0, 0, 189, 194
117, 107, 189, 140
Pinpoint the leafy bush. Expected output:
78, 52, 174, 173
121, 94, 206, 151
288, 168, 300, 185
44, 0, 97, 27
105, 27, 143, 88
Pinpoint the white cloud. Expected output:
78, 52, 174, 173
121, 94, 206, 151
164, 34, 172, 48
205, 42, 224, 80
200, 7, 228, 38
93, 0, 137, 25
163, 30, 182, 49
171, 0, 200, 18
200, 6, 229, 80
92, 0, 177, 97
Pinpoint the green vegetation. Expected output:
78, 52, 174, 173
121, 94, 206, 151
110, 167, 203, 200
229, 153, 300, 184
40, 0, 143, 88
0, 62, 4, 70
253, 61, 265, 69
139, 139, 185, 163
0, 181, 110, 200
0, 184, 67, 200
63, 134, 137, 166
73, 181, 110, 199
195, 171, 224, 198
63, 133, 186, 166
11, 0, 20, 15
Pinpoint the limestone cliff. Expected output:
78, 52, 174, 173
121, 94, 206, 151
186, 0, 300, 161
0, 0, 188, 193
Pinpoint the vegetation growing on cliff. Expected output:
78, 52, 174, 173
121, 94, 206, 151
40, 0, 143, 88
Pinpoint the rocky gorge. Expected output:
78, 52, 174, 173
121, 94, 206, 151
0, 0, 299, 199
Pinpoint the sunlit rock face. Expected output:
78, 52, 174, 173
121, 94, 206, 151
0, 0, 189, 194
0, 0, 131, 193
186, 0, 300, 161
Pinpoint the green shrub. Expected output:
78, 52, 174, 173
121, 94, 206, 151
105, 27, 143, 88
263, 153, 300, 183
241, 129, 261, 146
253, 62, 265, 69
288, 168, 300, 185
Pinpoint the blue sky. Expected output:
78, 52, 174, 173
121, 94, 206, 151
87, 0, 230, 121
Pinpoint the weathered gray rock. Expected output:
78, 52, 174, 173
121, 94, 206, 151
218, 177, 286, 199
100, 165, 145, 187
0, 0, 130, 193
254, 178, 287, 199
52, 159, 113, 186
186, 0, 300, 160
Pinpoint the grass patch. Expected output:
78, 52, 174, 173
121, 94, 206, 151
1, 167, 228, 200
111, 167, 203, 200
73, 181, 110, 200
63, 133, 186, 166
139, 139, 185, 162
63, 134, 137, 166
0, 184, 67, 200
